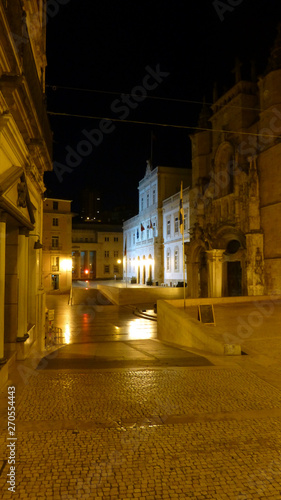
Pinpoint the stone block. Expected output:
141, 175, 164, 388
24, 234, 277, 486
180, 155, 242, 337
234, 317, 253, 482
223, 343, 241, 356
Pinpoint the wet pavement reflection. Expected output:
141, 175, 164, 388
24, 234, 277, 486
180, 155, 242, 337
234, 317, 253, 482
46, 294, 157, 344
44, 293, 212, 369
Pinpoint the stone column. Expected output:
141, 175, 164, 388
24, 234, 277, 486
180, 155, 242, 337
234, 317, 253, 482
77, 252, 81, 279
206, 249, 225, 298
0, 212, 7, 363
17, 228, 28, 339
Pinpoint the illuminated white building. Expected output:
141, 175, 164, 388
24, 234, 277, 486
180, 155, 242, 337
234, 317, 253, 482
123, 164, 191, 285
162, 187, 190, 285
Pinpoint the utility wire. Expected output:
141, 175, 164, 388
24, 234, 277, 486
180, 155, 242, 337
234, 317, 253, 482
46, 84, 262, 113
47, 110, 280, 139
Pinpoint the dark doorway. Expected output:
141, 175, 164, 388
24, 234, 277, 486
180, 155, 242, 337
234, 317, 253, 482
52, 274, 59, 290
198, 251, 208, 298
227, 261, 242, 296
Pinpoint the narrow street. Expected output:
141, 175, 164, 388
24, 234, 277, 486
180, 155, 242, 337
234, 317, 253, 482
0, 293, 281, 499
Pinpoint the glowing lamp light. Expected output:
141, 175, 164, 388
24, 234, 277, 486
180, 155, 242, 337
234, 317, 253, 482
64, 324, 70, 344
117, 259, 121, 264
61, 259, 72, 271
84, 269, 89, 275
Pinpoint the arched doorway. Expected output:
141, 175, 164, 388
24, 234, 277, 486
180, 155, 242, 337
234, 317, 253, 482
137, 257, 140, 283
142, 256, 146, 284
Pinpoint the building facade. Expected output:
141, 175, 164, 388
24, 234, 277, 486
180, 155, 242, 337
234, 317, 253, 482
162, 187, 190, 285
0, 0, 53, 377
186, 26, 281, 297
123, 164, 191, 285
72, 223, 123, 280
42, 199, 73, 292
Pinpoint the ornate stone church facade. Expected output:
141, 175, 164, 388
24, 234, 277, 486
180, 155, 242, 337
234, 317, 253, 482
186, 26, 281, 298
0, 0, 52, 384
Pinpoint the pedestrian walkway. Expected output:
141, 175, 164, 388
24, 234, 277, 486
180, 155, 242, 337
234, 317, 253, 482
0, 295, 281, 499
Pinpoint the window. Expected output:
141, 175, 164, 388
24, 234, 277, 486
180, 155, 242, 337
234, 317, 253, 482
104, 265, 110, 273
166, 250, 171, 272
152, 189, 156, 205
141, 197, 144, 211
51, 256, 59, 271
147, 226, 149, 240
114, 250, 118, 257
167, 219, 171, 236
114, 237, 118, 242
104, 251, 109, 258
105, 237, 109, 241
184, 211, 188, 231
175, 217, 179, 233
146, 192, 149, 207
133, 233, 135, 245
174, 248, 179, 272
114, 265, 119, 273
53, 201, 58, 210
52, 218, 58, 226
52, 236, 59, 248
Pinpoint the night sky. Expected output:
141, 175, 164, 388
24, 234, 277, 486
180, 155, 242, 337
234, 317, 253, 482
44, 0, 281, 215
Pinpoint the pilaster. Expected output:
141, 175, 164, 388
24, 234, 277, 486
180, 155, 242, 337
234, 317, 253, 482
206, 249, 225, 298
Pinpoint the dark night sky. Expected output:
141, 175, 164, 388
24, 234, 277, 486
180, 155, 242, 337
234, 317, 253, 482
44, 0, 281, 214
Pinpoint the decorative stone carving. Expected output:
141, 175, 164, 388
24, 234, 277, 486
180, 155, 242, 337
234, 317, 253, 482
255, 247, 264, 285
17, 180, 27, 207
192, 222, 204, 242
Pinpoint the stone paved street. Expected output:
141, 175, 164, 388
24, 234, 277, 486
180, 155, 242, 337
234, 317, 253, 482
0, 295, 281, 499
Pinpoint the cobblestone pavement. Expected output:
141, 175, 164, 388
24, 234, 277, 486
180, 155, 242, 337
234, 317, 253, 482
1, 299, 281, 499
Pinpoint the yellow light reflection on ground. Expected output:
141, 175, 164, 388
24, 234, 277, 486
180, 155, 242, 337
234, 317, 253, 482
64, 324, 71, 344
128, 318, 154, 340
